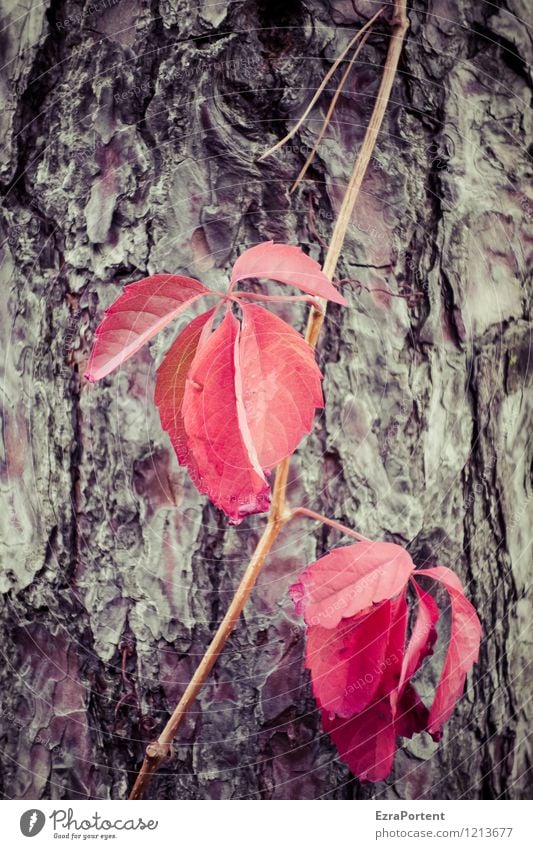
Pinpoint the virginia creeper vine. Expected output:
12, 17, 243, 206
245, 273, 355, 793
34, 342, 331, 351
126, 0, 411, 800
81, 0, 481, 795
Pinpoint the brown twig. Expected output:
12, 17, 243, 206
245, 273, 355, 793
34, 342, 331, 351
258, 6, 385, 163
290, 26, 374, 193
338, 276, 424, 307
128, 0, 408, 800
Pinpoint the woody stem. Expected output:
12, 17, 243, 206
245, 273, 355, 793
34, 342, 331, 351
128, 469, 291, 801
128, 0, 408, 800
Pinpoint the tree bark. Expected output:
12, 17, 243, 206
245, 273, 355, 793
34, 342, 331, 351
0, 0, 531, 800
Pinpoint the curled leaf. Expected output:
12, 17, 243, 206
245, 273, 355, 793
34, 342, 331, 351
414, 566, 482, 736
397, 580, 439, 702
230, 241, 347, 305
291, 539, 481, 781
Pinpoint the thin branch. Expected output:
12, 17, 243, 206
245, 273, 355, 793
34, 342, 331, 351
258, 6, 385, 162
128, 0, 408, 800
232, 291, 324, 310
321, 5, 409, 286
338, 277, 425, 307
290, 27, 373, 193
291, 506, 371, 541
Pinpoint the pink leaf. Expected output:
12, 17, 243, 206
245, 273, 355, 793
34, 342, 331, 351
154, 308, 216, 476
323, 683, 434, 782
378, 590, 408, 703
305, 601, 393, 717
230, 241, 347, 305
322, 699, 397, 782
154, 301, 324, 521
85, 274, 216, 381
238, 303, 323, 469
394, 683, 431, 739
397, 580, 439, 699
414, 567, 482, 735
291, 537, 481, 781
314, 589, 426, 780
290, 541, 415, 629
182, 308, 270, 523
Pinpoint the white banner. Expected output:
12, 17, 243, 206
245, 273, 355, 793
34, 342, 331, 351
3, 799, 531, 848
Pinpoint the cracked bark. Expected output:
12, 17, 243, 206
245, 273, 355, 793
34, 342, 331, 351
0, 0, 531, 800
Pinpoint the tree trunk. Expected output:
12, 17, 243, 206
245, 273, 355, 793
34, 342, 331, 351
0, 0, 530, 800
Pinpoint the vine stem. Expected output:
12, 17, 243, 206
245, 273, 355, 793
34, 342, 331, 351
128, 0, 408, 800
291, 507, 371, 542
290, 25, 374, 194
258, 5, 385, 162
231, 291, 324, 309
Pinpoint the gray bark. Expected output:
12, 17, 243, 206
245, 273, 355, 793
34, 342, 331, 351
0, 0, 531, 800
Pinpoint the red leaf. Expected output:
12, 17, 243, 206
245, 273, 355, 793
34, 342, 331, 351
161, 303, 323, 521
397, 580, 439, 700
182, 308, 270, 523
323, 684, 433, 782
83, 245, 339, 521
394, 683, 431, 739
85, 274, 215, 381
291, 539, 481, 782
414, 567, 482, 735
238, 303, 323, 469
305, 601, 393, 717
152, 302, 324, 521
313, 589, 425, 780
378, 590, 408, 703
154, 308, 217, 475
290, 541, 415, 628
322, 699, 397, 782
230, 241, 348, 305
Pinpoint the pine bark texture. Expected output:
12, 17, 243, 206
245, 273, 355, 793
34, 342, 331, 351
0, 0, 531, 800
